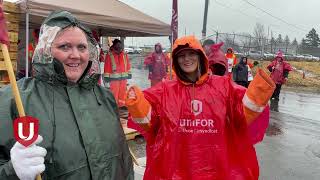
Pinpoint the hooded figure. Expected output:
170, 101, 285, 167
144, 43, 169, 86
126, 35, 275, 180
267, 51, 292, 100
207, 42, 228, 76
233, 56, 249, 87
202, 38, 215, 56
0, 11, 133, 179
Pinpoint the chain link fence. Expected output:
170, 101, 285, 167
202, 32, 319, 61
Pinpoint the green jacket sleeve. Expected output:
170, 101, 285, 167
0, 86, 19, 179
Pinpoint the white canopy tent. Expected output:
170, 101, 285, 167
15, 0, 171, 76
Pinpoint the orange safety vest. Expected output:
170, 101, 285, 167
104, 50, 131, 81
28, 43, 35, 62
225, 53, 237, 73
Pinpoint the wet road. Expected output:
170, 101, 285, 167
273, 91, 320, 121
127, 55, 320, 179
257, 111, 320, 179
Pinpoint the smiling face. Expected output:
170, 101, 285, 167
177, 49, 200, 78
51, 27, 89, 83
155, 45, 162, 53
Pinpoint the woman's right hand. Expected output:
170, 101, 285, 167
10, 135, 47, 180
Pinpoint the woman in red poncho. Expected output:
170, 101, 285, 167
144, 43, 170, 87
126, 36, 275, 180
267, 51, 292, 100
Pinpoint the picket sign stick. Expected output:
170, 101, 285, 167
128, 146, 140, 166
0, 43, 42, 180
0, 44, 25, 116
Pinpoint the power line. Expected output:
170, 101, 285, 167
213, 0, 305, 38
214, 0, 259, 20
240, 0, 307, 32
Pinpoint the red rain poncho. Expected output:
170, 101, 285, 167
131, 36, 270, 180
207, 42, 228, 75
267, 53, 292, 84
144, 43, 170, 81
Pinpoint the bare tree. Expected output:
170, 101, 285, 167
221, 33, 240, 52
239, 33, 252, 53
253, 23, 266, 51
222, 34, 233, 49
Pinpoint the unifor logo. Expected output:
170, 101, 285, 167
191, 100, 202, 116
13, 116, 39, 147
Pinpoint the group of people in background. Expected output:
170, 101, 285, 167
201, 38, 292, 101
103, 36, 292, 109
18, 29, 293, 108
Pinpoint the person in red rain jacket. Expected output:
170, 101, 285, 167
144, 43, 170, 86
126, 35, 275, 180
104, 39, 131, 107
207, 42, 228, 76
267, 51, 292, 100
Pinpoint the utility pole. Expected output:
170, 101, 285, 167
216, 31, 219, 43
202, 0, 209, 39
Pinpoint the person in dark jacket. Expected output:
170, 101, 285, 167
0, 11, 133, 180
233, 56, 249, 87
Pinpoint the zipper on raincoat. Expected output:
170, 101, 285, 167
191, 83, 196, 120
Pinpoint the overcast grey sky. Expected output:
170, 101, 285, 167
120, 0, 319, 47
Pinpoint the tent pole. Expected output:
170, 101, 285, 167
25, 8, 29, 78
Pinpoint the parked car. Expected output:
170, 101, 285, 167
295, 54, 305, 60
133, 47, 142, 54
303, 54, 313, 60
284, 54, 296, 60
124, 47, 134, 54
248, 50, 263, 59
263, 52, 275, 59
234, 51, 245, 57
162, 48, 169, 53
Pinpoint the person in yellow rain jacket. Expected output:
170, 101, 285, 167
125, 35, 275, 180
104, 39, 131, 107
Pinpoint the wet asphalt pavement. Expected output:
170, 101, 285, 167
127, 55, 320, 179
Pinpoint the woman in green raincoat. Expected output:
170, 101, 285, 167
0, 11, 133, 180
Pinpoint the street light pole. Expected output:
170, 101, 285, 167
202, 0, 209, 39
